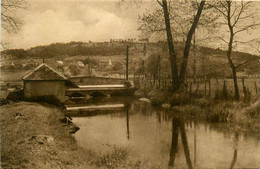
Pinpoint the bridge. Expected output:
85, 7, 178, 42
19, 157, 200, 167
66, 76, 136, 98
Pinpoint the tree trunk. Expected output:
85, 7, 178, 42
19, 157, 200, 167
227, 1, 240, 101
179, 1, 205, 85
227, 43, 240, 100
162, 0, 179, 92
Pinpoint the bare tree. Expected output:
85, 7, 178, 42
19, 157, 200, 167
212, 1, 260, 100
1, 0, 27, 48
136, 0, 206, 92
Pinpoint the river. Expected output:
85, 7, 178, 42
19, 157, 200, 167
65, 97, 260, 168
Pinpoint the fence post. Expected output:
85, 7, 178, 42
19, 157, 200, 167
196, 82, 199, 95
189, 82, 193, 104
158, 55, 161, 89
204, 79, 207, 96
208, 79, 211, 97
254, 81, 258, 94
242, 78, 246, 96
190, 82, 193, 94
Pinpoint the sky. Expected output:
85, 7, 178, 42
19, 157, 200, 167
1, 0, 260, 55
1, 0, 154, 49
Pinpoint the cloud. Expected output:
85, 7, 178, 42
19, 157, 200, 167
2, 1, 140, 49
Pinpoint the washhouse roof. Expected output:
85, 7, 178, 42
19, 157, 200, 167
23, 63, 67, 81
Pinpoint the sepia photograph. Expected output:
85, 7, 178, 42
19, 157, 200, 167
1, 0, 260, 168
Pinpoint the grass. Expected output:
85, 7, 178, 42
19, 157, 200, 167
1, 102, 93, 169
94, 147, 129, 169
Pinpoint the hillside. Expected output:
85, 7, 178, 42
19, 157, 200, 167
1, 41, 259, 78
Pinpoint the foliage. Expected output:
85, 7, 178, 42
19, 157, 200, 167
6, 89, 24, 102
82, 58, 99, 66
169, 93, 190, 106
68, 63, 81, 76
243, 87, 252, 104
148, 89, 169, 106
2, 41, 126, 58
214, 81, 233, 101
112, 62, 124, 71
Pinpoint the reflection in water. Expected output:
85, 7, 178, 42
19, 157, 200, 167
126, 109, 130, 140
169, 117, 179, 167
180, 120, 193, 169
169, 117, 193, 169
230, 133, 239, 169
193, 121, 197, 167
68, 99, 260, 169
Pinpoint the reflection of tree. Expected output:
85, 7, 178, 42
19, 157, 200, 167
169, 117, 179, 166
229, 132, 239, 169
169, 117, 193, 169
126, 109, 130, 140
180, 121, 193, 169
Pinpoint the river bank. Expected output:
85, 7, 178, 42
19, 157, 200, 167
1, 101, 93, 168
137, 88, 260, 134
0, 101, 160, 169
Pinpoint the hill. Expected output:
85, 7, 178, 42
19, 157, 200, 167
1, 41, 259, 78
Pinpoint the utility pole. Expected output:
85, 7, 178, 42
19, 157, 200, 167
126, 45, 129, 81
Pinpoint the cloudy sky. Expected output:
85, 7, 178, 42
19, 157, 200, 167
2, 0, 154, 49
1, 0, 260, 55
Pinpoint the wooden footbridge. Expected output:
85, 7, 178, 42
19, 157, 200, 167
66, 76, 136, 98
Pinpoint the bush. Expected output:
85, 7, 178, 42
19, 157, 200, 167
25, 95, 65, 108
68, 63, 81, 76
148, 90, 168, 106
243, 87, 252, 104
0, 97, 9, 106
6, 89, 24, 102
169, 93, 190, 106
82, 58, 99, 66
214, 82, 233, 101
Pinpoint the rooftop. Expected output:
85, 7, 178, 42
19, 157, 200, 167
23, 63, 67, 81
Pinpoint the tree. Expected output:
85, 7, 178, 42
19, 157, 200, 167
137, 0, 206, 92
1, 0, 27, 48
212, 1, 260, 100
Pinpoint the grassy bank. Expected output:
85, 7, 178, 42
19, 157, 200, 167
1, 102, 93, 168
137, 87, 260, 133
1, 101, 160, 169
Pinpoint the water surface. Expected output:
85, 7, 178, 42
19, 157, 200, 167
67, 98, 260, 168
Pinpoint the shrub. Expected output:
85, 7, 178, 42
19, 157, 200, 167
243, 87, 252, 104
6, 89, 24, 102
68, 63, 81, 76
169, 93, 190, 106
148, 90, 168, 106
25, 95, 65, 108
214, 82, 233, 101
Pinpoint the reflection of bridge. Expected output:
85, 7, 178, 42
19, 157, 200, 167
66, 84, 135, 98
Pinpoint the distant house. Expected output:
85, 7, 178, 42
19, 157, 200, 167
22, 63, 77, 102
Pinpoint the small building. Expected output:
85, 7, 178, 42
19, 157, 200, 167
22, 63, 75, 102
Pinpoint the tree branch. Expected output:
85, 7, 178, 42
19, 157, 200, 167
156, 0, 163, 7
